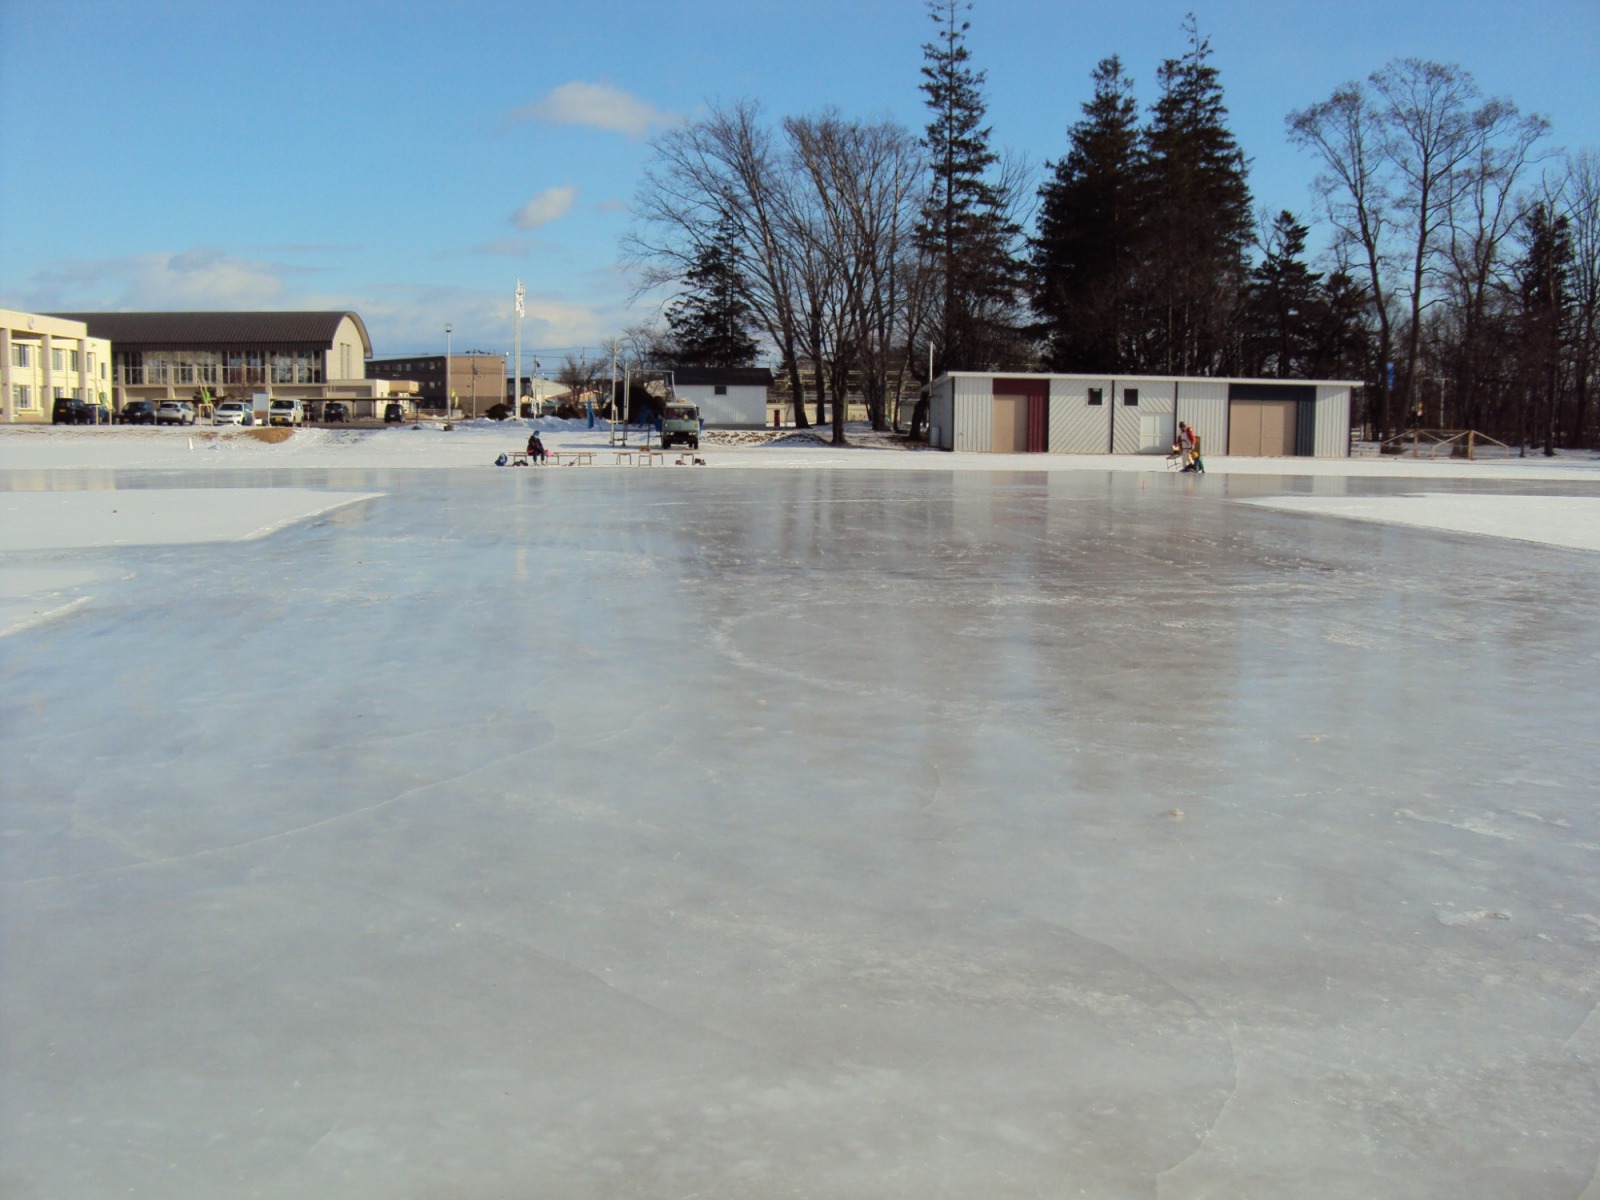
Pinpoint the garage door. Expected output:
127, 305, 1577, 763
992, 396, 1028, 452
1228, 400, 1297, 456
992, 378, 1047, 452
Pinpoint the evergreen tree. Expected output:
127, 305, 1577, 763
1240, 211, 1321, 377
1031, 56, 1145, 372
663, 215, 760, 368
916, 0, 1024, 374
1304, 268, 1372, 381
1516, 201, 1573, 454
1142, 16, 1253, 375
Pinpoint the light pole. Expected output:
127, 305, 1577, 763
444, 324, 452, 420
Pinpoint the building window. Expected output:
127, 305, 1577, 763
52, 348, 64, 371
1123, 388, 1139, 406
714, 384, 727, 395
11, 344, 29, 368
69, 349, 80, 371
1087, 387, 1103, 406
14, 385, 32, 408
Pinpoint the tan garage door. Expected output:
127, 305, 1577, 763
1228, 400, 1298, 456
992, 396, 1029, 452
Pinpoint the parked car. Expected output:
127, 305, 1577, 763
384, 401, 407, 423
53, 398, 92, 424
119, 401, 156, 424
157, 401, 197, 425
267, 398, 304, 427
323, 401, 350, 423
213, 400, 253, 426
86, 404, 112, 425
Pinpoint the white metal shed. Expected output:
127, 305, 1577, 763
928, 372, 1359, 458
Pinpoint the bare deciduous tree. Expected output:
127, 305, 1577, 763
630, 101, 934, 443
1289, 84, 1397, 436
1561, 150, 1600, 446
787, 113, 927, 435
1291, 60, 1551, 439
628, 101, 813, 427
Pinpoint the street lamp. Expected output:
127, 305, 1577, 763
444, 324, 452, 419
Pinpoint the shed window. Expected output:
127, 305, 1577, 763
714, 384, 727, 395
1123, 388, 1139, 406
1087, 387, 1103, 406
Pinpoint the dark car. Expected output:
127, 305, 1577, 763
384, 401, 406, 423
53, 398, 92, 424
119, 401, 156, 424
324, 401, 350, 423
86, 404, 112, 425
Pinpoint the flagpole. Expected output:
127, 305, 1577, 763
513, 280, 525, 421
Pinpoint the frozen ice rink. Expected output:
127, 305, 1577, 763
4, 464, 1599, 1198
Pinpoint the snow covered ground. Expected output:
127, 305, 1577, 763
2, 422, 1598, 1197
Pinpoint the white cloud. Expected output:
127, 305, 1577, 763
505, 82, 680, 140
326, 281, 640, 359
21, 248, 296, 311
512, 185, 579, 231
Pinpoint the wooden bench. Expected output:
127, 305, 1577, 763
614, 448, 665, 466
508, 449, 545, 465
550, 449, 596, 467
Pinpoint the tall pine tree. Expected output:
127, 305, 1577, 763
663, 215, 760, 368
1516, 201, 1573, 454
1239, 211, 1321, 378
916, 0, 1024, 374
1031, 55, 1145, 372
1142, 16, 1253, 375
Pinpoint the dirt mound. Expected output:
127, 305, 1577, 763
243, 428, 293, 445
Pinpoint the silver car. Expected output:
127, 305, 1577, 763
156, 401, 197, 425
212, 400, 253, 426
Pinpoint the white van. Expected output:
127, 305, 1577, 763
268, 398, 304, 427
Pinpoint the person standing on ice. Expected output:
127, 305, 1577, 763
1179, 422, 1204, 473
526, 430, 546, 464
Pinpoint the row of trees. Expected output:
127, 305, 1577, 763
627, 2, 1600, 450
1286, 59, 1599, 448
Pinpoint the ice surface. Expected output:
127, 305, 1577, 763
3, 465, 1598, 1198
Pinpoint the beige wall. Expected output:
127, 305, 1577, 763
1, 309, 112, 424
328, 314, 369, 381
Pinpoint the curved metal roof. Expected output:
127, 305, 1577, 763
48, 311, 373, 357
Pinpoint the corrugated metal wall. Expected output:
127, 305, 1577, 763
929, 378, 955, 450
1111, 380, 1174, 453
1049, 377, 1113, 453
1176, 380, 1228, 459
1314, 386, 1353, 457
952, 375, 994, 452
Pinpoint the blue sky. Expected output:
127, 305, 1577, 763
2, 0, 1595, 367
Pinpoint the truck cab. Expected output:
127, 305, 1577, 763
660, 400, 701, 450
